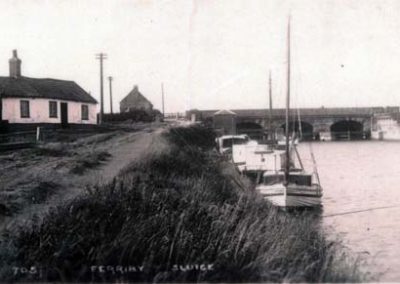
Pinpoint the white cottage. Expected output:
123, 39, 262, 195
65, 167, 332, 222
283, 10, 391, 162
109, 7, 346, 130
0, 50, 97, 130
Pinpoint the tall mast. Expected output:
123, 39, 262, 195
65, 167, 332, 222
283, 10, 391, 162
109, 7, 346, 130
285, 16, 291, 184
161, 83, 165, 117
108, 76, 113, 114
268, 71, 273, 142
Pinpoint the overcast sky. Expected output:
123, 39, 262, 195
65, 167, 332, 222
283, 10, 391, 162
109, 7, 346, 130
0, 0, 399, 113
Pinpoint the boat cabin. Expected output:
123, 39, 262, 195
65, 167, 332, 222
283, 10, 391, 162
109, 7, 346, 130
233, 143, 280, 172
261, 171, 312, 186
216, 134, 250, 154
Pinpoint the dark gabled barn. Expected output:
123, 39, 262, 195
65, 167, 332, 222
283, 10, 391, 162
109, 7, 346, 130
120, 85, 153, 113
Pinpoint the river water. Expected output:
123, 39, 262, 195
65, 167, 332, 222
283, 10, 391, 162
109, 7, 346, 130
298, 141, 400, 282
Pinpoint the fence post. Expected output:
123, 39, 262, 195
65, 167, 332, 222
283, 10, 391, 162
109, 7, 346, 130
36, 127, 41, 142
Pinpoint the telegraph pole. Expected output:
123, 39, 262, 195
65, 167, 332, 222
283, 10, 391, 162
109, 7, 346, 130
108, 76, 113, 114
95, 53, 107, 124
161, 83, 165, 117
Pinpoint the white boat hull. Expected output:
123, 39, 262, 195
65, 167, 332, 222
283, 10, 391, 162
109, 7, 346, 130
371, 131, 384, 140
371, 131, 400, 141
371, 114, 400, 141
257, 184, 322, 208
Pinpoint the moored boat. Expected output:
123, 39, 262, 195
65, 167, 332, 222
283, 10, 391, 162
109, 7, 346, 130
371, 113, 400, 141
232, 141, 280, 173
255, 16, 323, 208
257, 170, 322, 207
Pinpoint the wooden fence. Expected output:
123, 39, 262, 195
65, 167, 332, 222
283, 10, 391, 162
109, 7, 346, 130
0, 130, 38, 151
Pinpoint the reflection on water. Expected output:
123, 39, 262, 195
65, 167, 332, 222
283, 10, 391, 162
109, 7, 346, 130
298, 141, 400, 282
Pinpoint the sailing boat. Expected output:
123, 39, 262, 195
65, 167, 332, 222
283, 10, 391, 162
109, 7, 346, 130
256, 17, 322, 208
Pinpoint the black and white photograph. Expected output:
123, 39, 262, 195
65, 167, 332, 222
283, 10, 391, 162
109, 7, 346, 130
0, 0, 399, 282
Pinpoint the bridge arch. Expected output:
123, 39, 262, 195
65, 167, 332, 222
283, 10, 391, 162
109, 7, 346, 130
236, 121, 263, 140
280, 121, 314, 140
330, 120, 364, 140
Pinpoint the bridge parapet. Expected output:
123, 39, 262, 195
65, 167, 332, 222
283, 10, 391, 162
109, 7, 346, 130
187, 107, 390, 120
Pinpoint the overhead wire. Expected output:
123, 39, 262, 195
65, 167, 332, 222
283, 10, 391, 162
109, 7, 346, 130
323, 204, 400, 218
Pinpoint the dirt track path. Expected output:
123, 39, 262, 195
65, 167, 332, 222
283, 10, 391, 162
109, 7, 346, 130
0, 126, 166, 231
67, 127, 166, 194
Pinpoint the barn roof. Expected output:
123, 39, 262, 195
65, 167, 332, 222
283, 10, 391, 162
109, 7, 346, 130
0, 76, 97, 104
120, 85, 153, 106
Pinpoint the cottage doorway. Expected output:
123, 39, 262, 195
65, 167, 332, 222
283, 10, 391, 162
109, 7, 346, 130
60, 102, 69, 128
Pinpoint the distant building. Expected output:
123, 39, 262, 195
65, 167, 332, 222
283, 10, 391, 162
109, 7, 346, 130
0, 50, 97, 130
120, 85, 153, 112
213, 109, 237, 135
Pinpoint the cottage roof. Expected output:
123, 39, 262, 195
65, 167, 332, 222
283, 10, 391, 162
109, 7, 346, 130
121, 85, 153, 106
0, 76, 97, 104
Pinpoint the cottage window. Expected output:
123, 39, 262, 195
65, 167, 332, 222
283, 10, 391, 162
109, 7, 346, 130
20, 100, 30, 118
81, 104, 89, 120
49, 101, 58, 118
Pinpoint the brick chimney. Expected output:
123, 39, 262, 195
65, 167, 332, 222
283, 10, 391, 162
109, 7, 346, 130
133, 85, 138, 92
9, 50, 21, 78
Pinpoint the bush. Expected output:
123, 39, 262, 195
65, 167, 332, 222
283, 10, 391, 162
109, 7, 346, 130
165, 125, 216, 150
102, 109, 162, 123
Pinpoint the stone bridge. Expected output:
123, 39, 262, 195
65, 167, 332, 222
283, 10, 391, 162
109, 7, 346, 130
187, 107, 400, 140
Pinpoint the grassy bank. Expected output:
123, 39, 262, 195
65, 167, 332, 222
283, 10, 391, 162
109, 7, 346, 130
0, 136, 113, 217
0, 125, 368, 282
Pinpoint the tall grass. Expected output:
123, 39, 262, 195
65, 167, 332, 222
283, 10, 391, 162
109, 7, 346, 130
0, 125, 369, 282
69, 150, 111, 174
